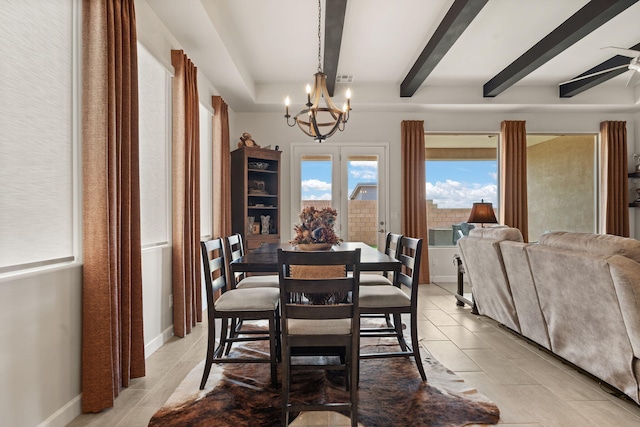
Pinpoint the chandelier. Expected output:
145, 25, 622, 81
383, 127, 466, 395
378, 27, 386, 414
284, 0, 351, 142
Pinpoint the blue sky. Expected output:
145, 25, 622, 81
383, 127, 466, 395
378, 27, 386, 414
300, 159, 497, 208
426, 160, 498, 208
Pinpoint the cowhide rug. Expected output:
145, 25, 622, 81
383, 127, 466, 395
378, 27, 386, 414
149, 326, 500, 427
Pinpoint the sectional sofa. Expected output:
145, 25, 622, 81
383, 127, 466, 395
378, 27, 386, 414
457, 226, 640, 405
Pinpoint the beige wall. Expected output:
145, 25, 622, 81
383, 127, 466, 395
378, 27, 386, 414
527, 135, 595, 240
427, 200, 473, 229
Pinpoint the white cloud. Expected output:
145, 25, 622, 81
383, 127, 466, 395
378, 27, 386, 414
303, 192, 332, 200
349, 161, 377, 181
301, 179, 331, 191
426, 179, 497, 208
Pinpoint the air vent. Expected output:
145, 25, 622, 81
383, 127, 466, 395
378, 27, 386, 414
336, 74, 354, 84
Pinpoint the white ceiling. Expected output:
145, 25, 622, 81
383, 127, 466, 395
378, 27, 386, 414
145, 0, 640, 114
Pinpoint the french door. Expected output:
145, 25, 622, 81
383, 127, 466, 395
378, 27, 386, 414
291, 143, 389, 249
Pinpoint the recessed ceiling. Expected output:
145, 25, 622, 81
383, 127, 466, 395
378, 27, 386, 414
145, 0, 640, 114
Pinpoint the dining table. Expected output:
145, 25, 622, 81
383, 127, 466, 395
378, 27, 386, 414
229, 241, 401, 285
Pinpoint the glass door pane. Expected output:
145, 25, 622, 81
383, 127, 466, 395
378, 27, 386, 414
300, 154, 334, 212
346, 155, 379, 248
292, 144, 388, 250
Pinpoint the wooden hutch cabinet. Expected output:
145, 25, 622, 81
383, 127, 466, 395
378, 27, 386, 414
230, 146, 281, 250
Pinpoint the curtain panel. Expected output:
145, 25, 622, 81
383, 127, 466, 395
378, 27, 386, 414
212, 96, 232, 240
171, 50, 202, 337
500, 120, 529, 242
81, 0, 145, 413
401, 120, 430, 284
601, 121, 629, 237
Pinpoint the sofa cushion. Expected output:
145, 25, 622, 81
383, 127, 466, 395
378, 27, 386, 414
468, 226, 524, 242
538, 231, 640, 265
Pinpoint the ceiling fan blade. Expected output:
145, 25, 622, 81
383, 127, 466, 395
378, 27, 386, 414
559, 64, 629, 85
602, 46, 640, 58
626, 70, 640, 87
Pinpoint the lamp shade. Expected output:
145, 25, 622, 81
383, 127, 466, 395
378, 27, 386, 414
468, 199, 498, 227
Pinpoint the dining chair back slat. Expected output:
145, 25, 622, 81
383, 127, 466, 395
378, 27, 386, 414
277, 248, 361, 427
224, 233, 280, 289
358, 236, 426, 381
199, 238, 280, 390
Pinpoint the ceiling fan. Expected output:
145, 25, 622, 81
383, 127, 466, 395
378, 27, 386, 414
561, 46, 640, 87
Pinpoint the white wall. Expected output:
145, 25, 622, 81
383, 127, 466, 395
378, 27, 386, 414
3, 1, 638, 426
234, 110, 638, 282
0, 266, 82, 427
0, 2, 230, 426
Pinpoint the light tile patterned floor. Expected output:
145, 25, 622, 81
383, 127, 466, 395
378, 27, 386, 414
68, 284, 640, 427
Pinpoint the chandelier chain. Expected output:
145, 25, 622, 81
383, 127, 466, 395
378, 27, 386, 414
317, 0, 322, 72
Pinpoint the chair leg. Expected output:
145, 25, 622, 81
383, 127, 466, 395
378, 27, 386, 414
384, 313, 392, 327
275, 309, 282, 363
393, 313, 408, 352
269, 311, 278, 388
411, 313, 427, 381
224, 318, 237, 356
350, 341, 358, 427
199, 316, 217, 390
215, 317, 229, 358
281, 346, 291, 427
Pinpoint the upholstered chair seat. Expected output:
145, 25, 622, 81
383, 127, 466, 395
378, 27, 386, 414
359, 285, 411, 308
287, 318, 352, 335
214, 288, 280, 312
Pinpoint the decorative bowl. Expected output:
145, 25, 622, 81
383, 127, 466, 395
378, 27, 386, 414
296, 243, 333, 251
248, 161, 270, 170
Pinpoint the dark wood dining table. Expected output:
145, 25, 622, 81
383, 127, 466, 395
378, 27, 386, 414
229, 241, 401, 285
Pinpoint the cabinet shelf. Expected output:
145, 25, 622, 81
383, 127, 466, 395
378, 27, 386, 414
232, 146, 281, 250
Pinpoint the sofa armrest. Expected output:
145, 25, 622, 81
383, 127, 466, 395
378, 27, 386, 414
608, 255, 640, 357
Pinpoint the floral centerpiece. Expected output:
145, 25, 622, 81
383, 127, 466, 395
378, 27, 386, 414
290, 206, 342, 250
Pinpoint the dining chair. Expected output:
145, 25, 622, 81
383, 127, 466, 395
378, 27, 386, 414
224, 233, 280, 289
199, 238, 280, 389
277, 248, 361, 427
358, 232, 403, 286
358, 236, 427, 381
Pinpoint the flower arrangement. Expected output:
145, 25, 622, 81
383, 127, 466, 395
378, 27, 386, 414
290, 206, 342, 246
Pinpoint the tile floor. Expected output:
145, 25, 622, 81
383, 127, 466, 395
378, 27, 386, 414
67, 284, 640, 426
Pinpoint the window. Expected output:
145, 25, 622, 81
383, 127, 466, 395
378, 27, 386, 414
0, 1, 75, 272
138, 43, 170, 247
425, 134, 498, 246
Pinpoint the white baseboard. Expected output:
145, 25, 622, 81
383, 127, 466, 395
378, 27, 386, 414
37, 394, 81, 427
40, 325, 176, 427
145, 325, 175, 357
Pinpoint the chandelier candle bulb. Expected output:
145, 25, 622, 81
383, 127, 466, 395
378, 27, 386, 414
285, 96, 290, 117
306, 84, 311, 105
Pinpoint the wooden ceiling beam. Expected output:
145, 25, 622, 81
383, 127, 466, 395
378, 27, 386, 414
483, 0, 639, 98
323, 0, 347, 97
400, 0, 488, 98
559, 42, 640, 97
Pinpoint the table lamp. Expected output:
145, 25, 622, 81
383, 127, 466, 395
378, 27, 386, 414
467, 199, 498, 227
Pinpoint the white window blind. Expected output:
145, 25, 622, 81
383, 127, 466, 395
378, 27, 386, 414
200, 104, 213, 239
138, 44, 170, 247
0, 0, 75, 271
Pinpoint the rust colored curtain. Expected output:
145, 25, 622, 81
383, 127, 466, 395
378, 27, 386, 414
171, 50, 201, 337
212, 96, 232, 239
601, 121, 629, 237
81, 0, 145, 413
401, 120, 430, 284
500, 120, 529, 242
